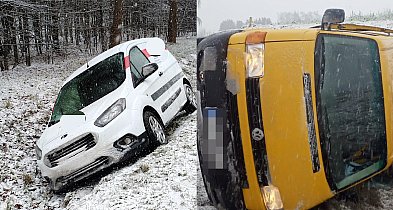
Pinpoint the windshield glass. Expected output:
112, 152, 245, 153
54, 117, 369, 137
49, 53, 125, 126
315, 34, 386, 190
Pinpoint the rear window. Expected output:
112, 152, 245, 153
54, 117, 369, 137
49, 53, 125, 126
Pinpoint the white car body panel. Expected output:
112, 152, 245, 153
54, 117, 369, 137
36, 38, 191, 190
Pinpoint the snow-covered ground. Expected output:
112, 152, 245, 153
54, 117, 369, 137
0, 37, 197, 210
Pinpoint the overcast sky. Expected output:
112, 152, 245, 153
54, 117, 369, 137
198, 0, 393, 33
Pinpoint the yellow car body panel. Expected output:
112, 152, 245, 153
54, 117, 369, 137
226, 28, 393, 209
263, 37, 333, 209
376, 37, 393, 168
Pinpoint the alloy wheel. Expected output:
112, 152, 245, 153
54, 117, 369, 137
148, 116, 166, 144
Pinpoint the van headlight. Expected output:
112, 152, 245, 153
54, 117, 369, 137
246, 43, 264, 78
94, 98, 126, 127
261, 185, 284, 210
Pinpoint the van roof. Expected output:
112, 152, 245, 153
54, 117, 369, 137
63, 38, 160, 85
242, 23, 393, 37
230, 23, 393, 44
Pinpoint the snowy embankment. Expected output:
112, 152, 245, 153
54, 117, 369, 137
0, 37, 197, 210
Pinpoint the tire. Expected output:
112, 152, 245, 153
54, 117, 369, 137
143, 111, 167, 145
183, 83, 197, 114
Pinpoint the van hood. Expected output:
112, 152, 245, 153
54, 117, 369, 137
38, 82, 129, 149
38, 115, 86, 148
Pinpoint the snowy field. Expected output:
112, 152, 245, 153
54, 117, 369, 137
0, 37, 197, 210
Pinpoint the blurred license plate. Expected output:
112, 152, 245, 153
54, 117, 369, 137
202, 107, 225, 169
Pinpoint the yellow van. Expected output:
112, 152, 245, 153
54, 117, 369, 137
197, 9, 393, 210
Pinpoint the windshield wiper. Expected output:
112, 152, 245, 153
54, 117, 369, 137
48, 119, 60, 127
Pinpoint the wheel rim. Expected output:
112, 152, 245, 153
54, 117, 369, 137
185, 85, 197, 107
148, 116, 166, 144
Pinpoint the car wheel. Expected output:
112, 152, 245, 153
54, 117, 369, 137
143, 111, 167, 145
183, 83, 197, 114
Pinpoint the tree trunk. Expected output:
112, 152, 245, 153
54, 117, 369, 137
1, 14, 12, 70
70, 13, 74, 44
23, 13, 31, 66
64, 13, 69, 45
109, 0, 123, 48
83, 11, 90, 51
75, 16, 80, 46
98, 5, 106, 52
33, 13, 42, 55
167, 0, 177, 43
50, 0, 60, 52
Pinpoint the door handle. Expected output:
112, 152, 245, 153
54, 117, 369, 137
159, 72, 163, 76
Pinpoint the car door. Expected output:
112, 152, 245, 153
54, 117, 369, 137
156, 52, 185, 116
139, 42, 184, 121
129, 44, 174, 123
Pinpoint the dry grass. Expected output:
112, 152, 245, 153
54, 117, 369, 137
140, 164, 150, 173
4, 99, 12, 109
22, 174, 33, 186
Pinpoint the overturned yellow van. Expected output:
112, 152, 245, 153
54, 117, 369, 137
197, 9, 393, 210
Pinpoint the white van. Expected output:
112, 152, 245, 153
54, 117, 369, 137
35, 38, 196, 191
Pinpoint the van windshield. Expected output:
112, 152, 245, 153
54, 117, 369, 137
49, 53, 125, 126
315, 34, 386, 190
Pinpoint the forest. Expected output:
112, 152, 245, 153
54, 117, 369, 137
0, 0, 196, 70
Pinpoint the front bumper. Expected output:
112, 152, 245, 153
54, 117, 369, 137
37, 110, 147, 190
197, 30, 248, 210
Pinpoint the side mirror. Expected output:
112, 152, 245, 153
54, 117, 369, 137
146, 38, 165, 56
142, 63, 159, 77
322, 9, 345, 30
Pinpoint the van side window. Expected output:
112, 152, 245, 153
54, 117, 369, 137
130, 47, 150, 87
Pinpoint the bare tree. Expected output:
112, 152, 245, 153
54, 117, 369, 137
167, 0, 177, 43
109, 0, 123, 48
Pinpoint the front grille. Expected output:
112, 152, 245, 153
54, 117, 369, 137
57, 156, 110, 184
46, 134, 96, 167
246, 78, 269, 186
